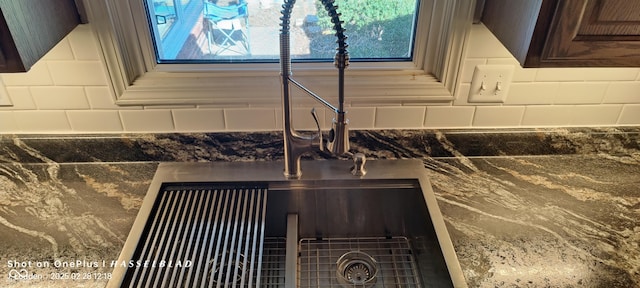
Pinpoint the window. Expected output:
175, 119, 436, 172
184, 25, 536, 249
83, 0, 474, 105
147, 0, 420, 62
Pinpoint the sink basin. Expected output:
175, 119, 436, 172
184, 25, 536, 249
108, 159, 466, 287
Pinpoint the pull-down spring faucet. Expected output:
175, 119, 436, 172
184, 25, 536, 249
280, 0, 350, 178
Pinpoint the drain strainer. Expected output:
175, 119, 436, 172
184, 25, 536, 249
336, 251, 379, 287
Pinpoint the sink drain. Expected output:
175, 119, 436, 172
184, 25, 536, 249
336, 251, 378, 287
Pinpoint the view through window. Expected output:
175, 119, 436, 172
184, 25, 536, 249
146, 0, 420, 63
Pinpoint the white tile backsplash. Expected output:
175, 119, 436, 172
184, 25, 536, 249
1, 62, 53, 86
172, 108, 225, 131
345, 107, 376, 129
466, 24, 513, 59
47, 61, 107, 86
460, 59, 487, 83
42, 38, 75, 61
85, 86, 121, 109
120, 110, 174, 132
554, 82, 608, 104
505, 83, 558, 105
67, 110, 123, 132
569, 105, 623, 126
375, 106, 426, 129
522, 106, 572, 126
67, 25, 101, 60
424, 106, 475, 128
224, 108, 276, 131
30, 86, 89, 109
535, 68, 640, 82
619, 105, 640, 124
3, 87, 36, 110
0, 112, 18, 131
473, 106, 525, 127
604, 82, 640, 104
0, 23, 638, 134
486, 58, 537, 82
13, 111, 71, 132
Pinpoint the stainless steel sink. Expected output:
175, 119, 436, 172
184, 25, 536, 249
108, 159, 466, 287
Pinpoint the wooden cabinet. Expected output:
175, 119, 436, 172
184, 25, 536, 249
482, 0, 640, 67
0, 0, 80, 72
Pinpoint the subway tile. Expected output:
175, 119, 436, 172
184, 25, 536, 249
68, 25, 100, 60
172, 108, 226, 132
460, 59, 487, 83
198, 103, 249, 109
374, 106, 425, 128
13, 111, 71, 132
290, 107, 326, 131
453, 83, 471, 105
1, 62, 54, 86
86, 86, 120, 109
275, 108, 348, 131
3, 87, 36, 110
505, 82, 558, 105
120, 110, 174, 132
323, 109, 339, 129
555, 82, 608, 104
473, 106, 525, 127
67, 110, 123, 132
535, 68, 592, 82
618, 105, 640, 125
0, 112, 18, 132
521, 106, 572, 126
486, 58, 537, 82
581, 68, 639, 81
224, 108, 277, 131
424, 106, 474, 128
144, 105, 197, 109
466, 24, 513, 59
569, 105, 623, 126
42, 38, 74, 61
0, 78, 8, 106
30, 87, 89, 109
0, 89, 10, 106
345, 107, 375, 129
85, 86, 141, 110
603, 82, 640, 104
47, 61, 108, 86
275, 109, 283, 130
536, 68, 639, 82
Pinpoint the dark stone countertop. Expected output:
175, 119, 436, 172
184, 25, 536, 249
0, 127, 638, 287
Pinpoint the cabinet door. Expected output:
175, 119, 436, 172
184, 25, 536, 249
543, 0, 640, 66
0, 0, 80, 72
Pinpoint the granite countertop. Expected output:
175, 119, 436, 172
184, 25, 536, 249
0, 128, 638, 287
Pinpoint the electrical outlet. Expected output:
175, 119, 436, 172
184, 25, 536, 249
468, 65, 514, 103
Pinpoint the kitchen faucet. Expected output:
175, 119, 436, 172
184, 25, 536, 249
279, 0, 351, 178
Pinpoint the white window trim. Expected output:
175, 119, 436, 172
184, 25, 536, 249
83, 0, 475, 106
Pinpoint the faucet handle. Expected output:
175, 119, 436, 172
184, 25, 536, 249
350, 153, 367, 176
310, 108, 323, 151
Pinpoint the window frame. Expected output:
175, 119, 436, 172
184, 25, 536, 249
82, 0, 475, 106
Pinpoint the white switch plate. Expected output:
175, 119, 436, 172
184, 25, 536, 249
468, 65, 514, 103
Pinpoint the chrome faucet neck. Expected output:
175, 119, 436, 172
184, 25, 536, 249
280, 0, 350, 179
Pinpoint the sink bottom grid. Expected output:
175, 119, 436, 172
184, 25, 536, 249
298, 237, 422, 288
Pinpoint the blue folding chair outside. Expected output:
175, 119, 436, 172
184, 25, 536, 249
154, 1, 176, 24
203, 0, 250, 55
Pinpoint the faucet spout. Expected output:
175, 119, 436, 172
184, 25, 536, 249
280, 0, 350, 178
